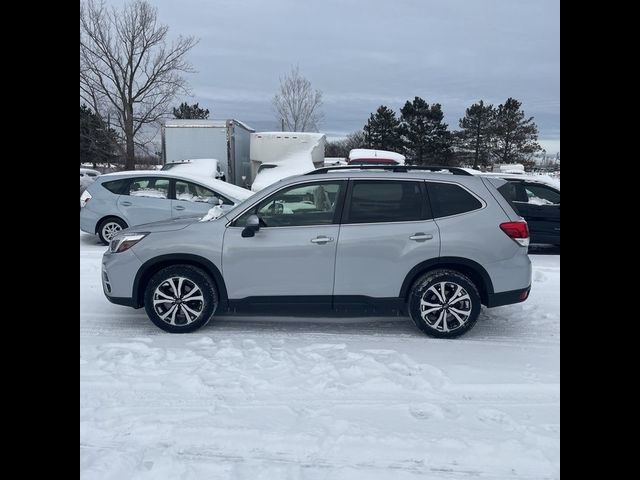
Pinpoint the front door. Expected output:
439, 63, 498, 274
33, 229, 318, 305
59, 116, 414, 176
171, 179, 233, 218
222, 180, 346, 305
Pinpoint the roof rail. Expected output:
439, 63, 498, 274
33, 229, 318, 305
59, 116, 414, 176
305, 165, 473, 176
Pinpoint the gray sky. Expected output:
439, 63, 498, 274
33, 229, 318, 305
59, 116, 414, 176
109, 0, 560, 153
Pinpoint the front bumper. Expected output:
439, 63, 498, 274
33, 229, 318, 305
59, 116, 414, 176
101, 248, 143, 307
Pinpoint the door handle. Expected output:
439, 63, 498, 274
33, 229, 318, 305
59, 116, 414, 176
174, 205, 186, 211
409, 233, 433, 242
310, 236, 334, 244
120, 201, 132, 206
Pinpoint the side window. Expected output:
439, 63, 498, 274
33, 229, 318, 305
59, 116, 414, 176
523, 184, 560, 205
428, 182, 482, 218
346, 181, 427, 224
175, 180, 233, 205
102, 179, 130, 195
235, 181, 344, 227
127, 177, 170, 199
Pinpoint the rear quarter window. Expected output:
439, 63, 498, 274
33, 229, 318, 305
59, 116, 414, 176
428, 182, 482, 218
496, 182, 521, 215
101, 179, 131, 195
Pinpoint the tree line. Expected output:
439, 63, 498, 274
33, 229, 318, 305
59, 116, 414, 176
326, 97, 542, 167
80, 1, 544, 170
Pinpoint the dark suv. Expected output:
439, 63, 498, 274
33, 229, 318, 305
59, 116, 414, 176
487, 174, 560, 246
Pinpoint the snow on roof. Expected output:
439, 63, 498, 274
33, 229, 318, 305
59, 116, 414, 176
349, 149, 405, 163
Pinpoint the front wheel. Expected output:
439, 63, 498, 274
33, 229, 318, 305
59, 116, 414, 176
408, 269, 481, 338
144, 265, 218, 333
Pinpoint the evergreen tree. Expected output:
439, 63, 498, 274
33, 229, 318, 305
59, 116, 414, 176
399, 97, 452, 165
458, 100, 495, 169
492, 98, 541, 164
172, 102, 210, 119
80, 104, 118, 166
363, 106, 403, 152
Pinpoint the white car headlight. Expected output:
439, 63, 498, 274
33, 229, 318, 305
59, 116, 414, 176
109, 233, 149, 253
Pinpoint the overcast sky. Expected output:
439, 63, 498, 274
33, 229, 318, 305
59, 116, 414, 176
108, 0, 560, 153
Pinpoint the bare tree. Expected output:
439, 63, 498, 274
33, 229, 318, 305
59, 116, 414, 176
80, 0, 198, 169
273, 66, 323, 132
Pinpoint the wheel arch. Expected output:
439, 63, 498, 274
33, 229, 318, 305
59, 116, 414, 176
132, 254, 228, 309
399, 257, 494, 306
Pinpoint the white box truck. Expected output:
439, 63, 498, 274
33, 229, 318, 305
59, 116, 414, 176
161, 119, 254, 187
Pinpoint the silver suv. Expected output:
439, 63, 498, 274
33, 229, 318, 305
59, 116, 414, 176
101, 166, 532, 338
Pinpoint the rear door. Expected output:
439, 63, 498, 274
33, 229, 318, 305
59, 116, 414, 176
333, 179, 440, 300
116, 176, 172, 226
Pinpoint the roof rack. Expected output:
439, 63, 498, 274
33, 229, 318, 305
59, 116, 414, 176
306, 165, 473, 176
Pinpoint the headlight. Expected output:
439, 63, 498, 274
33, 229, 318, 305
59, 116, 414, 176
109, 233, 149, 253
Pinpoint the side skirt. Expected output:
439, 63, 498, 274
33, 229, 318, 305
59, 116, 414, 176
225, 296, 406, 317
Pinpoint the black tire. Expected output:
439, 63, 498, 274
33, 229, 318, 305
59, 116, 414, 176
97, 217, 128, 245
144, 265, 218, 333
408, 269, 481, 339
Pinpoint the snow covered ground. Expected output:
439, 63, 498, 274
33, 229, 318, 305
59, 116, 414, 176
80, 231, 559, 479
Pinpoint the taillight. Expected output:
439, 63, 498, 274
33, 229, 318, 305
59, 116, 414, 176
500, 221, 529, 247
80, 190, 92, 208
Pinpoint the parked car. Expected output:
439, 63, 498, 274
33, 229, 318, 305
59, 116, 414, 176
161, 158, 226, 182
477, 173, 560, 246
80, 170, 253, 244
80, 168, 101, 195
101, 165, 531, 338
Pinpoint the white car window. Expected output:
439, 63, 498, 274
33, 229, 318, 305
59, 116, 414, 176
128, 178, 170, 199
175, 180, 232, 205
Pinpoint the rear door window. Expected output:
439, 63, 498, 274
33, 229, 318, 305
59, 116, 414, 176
345, 180, 428, 223
127, 178, 170, 199
427, 182, 482, 218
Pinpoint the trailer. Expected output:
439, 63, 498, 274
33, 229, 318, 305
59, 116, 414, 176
161, 119, 254, 187
249, 132, 326, 191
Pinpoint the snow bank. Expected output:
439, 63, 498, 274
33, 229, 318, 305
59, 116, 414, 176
81, 229, 559, 479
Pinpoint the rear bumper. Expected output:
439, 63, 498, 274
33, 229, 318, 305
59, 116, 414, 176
80, 208, 100, 234
486, 285, 531, 308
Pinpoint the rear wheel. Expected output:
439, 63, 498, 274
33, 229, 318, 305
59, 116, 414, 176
144, 265, 218, 333
97, 217, 127, 245
408, 269, 481, 338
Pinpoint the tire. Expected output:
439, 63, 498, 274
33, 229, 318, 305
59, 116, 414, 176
97, 217, 128, 245
144, 265, 218, 333
408, 269, 481, 339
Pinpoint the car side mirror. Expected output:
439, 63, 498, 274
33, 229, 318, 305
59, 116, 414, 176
241, 214, 260, 238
